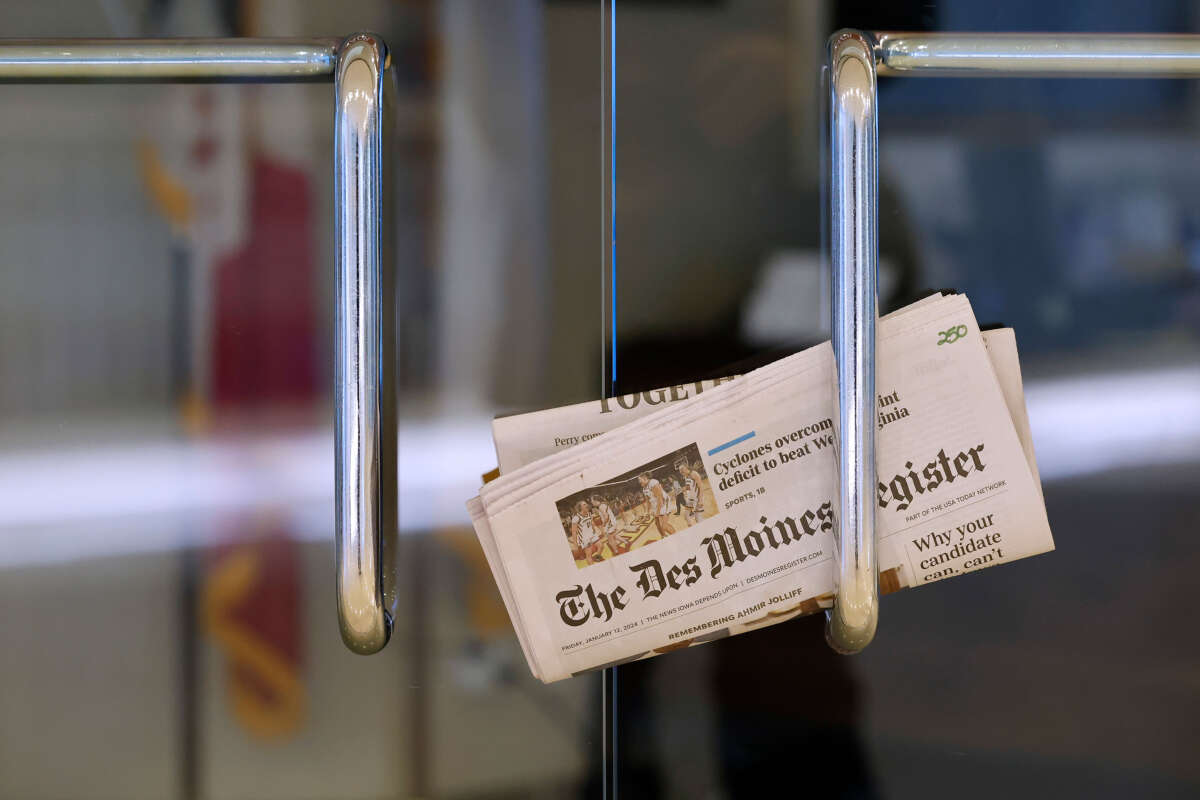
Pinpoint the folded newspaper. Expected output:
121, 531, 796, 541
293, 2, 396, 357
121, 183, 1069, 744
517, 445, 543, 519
468, 292, 1054, 682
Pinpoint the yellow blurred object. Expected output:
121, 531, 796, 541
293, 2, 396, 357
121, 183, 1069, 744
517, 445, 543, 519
179, 390, 211, 436
136, 140, 193, 234
438, 527, 512, 637
202, 547, 306, 740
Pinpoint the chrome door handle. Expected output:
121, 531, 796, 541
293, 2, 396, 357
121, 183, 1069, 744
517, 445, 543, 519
334, 34, 397, 655
824, 29, 1200, 656
0, 34, 398, 655
826, 30, 879, 654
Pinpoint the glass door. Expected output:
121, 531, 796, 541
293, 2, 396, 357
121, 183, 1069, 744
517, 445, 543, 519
7, 3, 1200, 799
0, 2, 610, 798
607, 1, 1200, 798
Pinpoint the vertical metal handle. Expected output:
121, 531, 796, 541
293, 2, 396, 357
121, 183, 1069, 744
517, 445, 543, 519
826, 30, 879, 654
335, 33, 397, 654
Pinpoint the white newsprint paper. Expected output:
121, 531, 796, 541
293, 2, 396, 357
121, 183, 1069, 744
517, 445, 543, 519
469, 293, 1054, 682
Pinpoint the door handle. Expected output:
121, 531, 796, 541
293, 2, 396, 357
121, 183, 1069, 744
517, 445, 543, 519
823, 29, 1200, 655
334, 34, 397, 655
0, 34, 398, 655
826, 30, 879, 654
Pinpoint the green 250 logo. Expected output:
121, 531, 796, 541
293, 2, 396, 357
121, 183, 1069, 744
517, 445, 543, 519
936, 324, 968, 346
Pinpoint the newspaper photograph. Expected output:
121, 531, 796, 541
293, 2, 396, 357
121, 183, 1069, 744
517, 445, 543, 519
556, 443, 719, 567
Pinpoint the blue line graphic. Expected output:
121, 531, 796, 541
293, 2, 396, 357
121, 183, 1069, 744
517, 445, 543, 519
609, 8, 617, 387
708, 431, 756, 456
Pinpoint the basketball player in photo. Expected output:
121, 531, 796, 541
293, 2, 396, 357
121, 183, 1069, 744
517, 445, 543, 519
639, 471, 675, 538
678, 459, 706, 526
570, 499, 603, 562
618, 494, 631, 526
562, 514, 582, 560
662, 473, 678, 517
592, 493, 629, 556
670, 474, 688, 526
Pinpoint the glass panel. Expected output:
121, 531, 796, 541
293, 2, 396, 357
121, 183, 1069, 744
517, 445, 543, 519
610, 1, 1200, 797
0, 2, 606, 798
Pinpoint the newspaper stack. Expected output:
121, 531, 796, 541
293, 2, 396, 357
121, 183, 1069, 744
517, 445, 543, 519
468, 293, 1054, 683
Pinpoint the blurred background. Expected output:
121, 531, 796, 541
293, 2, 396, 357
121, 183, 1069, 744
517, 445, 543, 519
0, 1, 1198, 798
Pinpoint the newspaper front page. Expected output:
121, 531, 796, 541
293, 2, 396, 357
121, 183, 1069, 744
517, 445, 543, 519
470, 294, 1054, 682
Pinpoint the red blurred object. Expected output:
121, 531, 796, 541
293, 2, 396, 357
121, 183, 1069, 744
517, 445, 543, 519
211, 155, 319, 410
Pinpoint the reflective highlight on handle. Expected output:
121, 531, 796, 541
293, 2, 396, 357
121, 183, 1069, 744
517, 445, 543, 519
0, 38, 337, 81
826, 30, 879, 655
334, 33, 397, 654
873, 32, 1200, 78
